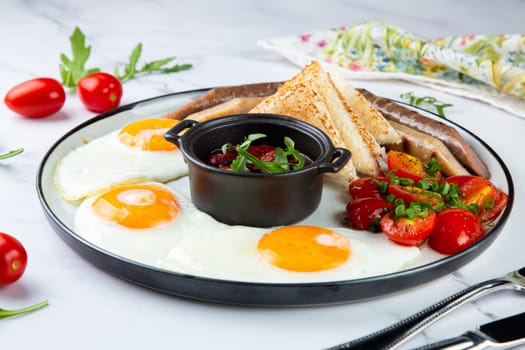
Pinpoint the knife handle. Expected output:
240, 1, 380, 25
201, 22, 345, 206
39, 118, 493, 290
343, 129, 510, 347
412, 331, 488, 350
325, 278, 512, 350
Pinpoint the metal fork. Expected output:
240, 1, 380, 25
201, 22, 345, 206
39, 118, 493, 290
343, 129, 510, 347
325, 266, 525, 350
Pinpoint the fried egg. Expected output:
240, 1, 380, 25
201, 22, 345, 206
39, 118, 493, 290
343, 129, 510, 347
54, 118, 188, 201
157, 225, 421, 283
74, 182, 223, 265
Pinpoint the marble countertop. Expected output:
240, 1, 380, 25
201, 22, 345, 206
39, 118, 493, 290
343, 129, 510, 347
1, 0, 525, 349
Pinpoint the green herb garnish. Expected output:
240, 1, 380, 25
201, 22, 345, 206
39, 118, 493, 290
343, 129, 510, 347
0, 300, 48, 319
400, 91, 453, 118
483, 198, 495, 211
424, 157, 441, 176
228, 134, 305, 174
369, 217, 382, 233
371, 178, 389, 194
0, 148, 24, 160
392, 199, 432, 221
59, 27, 100, 88
60, 27, 192, 88
114, 43, 192, 82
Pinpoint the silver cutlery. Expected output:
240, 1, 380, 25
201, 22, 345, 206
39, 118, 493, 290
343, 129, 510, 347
326, 266, 525, 350
412, 311, 525, 349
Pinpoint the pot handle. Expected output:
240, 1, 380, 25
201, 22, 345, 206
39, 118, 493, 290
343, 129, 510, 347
317, 148, 351, 173
164, 119, 200, 147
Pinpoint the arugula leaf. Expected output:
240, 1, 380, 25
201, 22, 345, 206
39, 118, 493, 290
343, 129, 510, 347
0, 300, 48, 319
283, 136, 294, 150
231, 153, 249, 172
281, 137, 305, 170
225, 133, 306, 174
400, 91, 453, 118
273, 147, 289, 167
59, 27, 100, 88
221, 143, 233, 154
0, 148, 23, 160
114, 43, 193, 82
239, 133, 266, 148
59, 27, 192, 89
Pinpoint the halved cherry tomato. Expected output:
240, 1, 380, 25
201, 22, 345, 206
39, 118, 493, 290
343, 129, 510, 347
0, 232, 27, 285
380, 211, 437, 246
387, 151, 440, 182
348, 177, 389, 200
4, 77, 65, 118
346, 198, 392, 231
481, 190, 508, 222
77, 72, 123, 113
458, 177, 508, 222
428, 208, 483, 255
443, 175, 478, 188
388, 184, 443, 206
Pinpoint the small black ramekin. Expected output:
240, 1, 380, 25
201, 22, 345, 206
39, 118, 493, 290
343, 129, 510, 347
165, 114, 350, 227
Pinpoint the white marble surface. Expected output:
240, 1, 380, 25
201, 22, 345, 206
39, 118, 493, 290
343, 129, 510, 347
1, 0, 525, 349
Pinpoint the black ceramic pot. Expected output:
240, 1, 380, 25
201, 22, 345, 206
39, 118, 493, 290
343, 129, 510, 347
164, 114, 350, 227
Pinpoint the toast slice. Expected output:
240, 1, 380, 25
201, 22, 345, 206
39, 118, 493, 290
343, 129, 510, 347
329, 72, 401, 146
251, 61, 385, 183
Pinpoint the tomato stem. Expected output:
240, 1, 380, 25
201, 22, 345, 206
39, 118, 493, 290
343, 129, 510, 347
0, 300, 49, 319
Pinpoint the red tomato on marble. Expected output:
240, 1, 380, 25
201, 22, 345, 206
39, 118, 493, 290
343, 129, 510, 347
0, 232, 27, 285
77, 72, 123, 113
4, 78, 65, 118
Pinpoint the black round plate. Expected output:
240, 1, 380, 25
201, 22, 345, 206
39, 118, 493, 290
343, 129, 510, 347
36, 88, 514, 306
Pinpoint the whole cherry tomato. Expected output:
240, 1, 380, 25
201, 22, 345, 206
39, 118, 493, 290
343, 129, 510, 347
77, 72, 123, 113
4, 77, 65, 118
428, 208, 483, 255
0, 232, 27, 285
346, 197, 392, 231
380, 210, 437, 246
348, 177, 389, 200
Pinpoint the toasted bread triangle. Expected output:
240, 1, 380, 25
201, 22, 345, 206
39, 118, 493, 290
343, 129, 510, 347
251, 61, 385, 182
251, 64, 357, 184
329, 72, 401, 146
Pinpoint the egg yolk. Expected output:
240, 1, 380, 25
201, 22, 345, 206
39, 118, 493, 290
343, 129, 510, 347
118, 118, 179, 151
257, 226, 351, 272
92, 184, 179, 228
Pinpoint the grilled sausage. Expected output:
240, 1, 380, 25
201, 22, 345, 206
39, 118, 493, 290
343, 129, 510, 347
389, 121, 470, 177
358, 88, 490, 178
163, 82, 282, 120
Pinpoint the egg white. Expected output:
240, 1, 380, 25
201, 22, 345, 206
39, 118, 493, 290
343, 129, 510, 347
156, 225, 421, 283
54, 130, 188, 201
74, 182, 224, 266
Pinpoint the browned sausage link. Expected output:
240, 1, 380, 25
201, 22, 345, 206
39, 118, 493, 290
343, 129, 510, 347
164, 82, 283, 120
358, 88, 490, 178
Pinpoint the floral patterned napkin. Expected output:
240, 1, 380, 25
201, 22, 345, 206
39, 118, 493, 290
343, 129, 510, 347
259, 20, 525, 118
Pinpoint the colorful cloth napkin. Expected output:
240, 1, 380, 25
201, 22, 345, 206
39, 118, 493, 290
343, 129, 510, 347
259, 21, 525, 118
